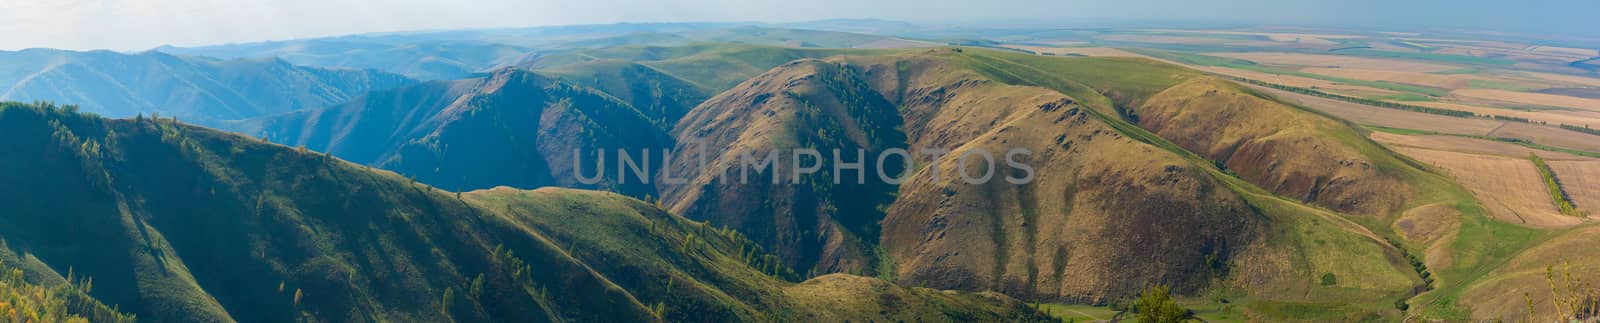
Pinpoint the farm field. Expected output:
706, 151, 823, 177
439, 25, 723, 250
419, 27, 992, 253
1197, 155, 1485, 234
1137, 29, 1363, 41
1452, 89, 1600, 112
1242, 83, 1503, 134
998, 45, 1145, 58
1300, 67, 1498, 89
1209, 52, 1458, 72
1239, 82, 1600, 154
1369, 132, 1597, 161
1487, 122, 1600, 153
1524, 72, 1600, 87
1010, 37, 1600, 157
1546, 161, 1600, 215
1405, 101, 1600, 127
1387, 145, 1584, 228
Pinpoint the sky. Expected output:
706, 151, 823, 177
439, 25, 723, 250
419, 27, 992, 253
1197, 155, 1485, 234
2, 0, 1597, 51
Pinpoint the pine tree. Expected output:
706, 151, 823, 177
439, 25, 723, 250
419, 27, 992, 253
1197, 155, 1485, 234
441, 287, 456, 316
470, 274, 485, 298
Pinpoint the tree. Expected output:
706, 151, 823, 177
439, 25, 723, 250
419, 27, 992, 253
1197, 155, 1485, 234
441, 287, 456, 316
470, 274, 485, 298
1133, 285, 1193, 323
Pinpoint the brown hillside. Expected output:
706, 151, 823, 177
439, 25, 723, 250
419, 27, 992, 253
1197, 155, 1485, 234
660, 58, 907, 276
1459, 225, 1600, 322
853, 54, 1263, 301
1134, 77, 1414, 216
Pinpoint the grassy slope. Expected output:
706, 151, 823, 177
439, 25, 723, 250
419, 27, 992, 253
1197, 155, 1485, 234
233, 69, 674, 196
0, 248, 136, 323
970, 48, 1593, 321
536, 59, 711, 123
533, 46, 1439, 319
658, 58, 908, 278
0, 101, 1049, 322
465, 188, 1052, 322
939, 48, 1532, 320
0, 102, 647, 322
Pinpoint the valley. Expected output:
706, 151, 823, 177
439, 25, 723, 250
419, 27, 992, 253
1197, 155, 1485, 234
1, 17, 1598, 323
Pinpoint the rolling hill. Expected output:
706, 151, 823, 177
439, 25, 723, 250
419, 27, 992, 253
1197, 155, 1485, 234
187, 43, 1600, 320
0, 101, 1051, 322
235, 45, 1428, 314
0, 49, 414, 124
232, 44, 876, 195
226, 68, 673, 197
160, 24, 929, 82
157, 40, 530, 81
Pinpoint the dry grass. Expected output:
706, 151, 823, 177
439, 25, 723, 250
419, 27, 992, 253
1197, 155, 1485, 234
1139, 77, 1416, 215
1301, 67, 1497, 89
1140, 29, 1364, 39
1369, 132, 1596, 161
1453, 89, 1600, 112
1137, 29, 1360, 43
1487, 123, 1600, 153
1523, 72, 1600, 88
853, 38, 942, 49
1102, 34, 1233, 45
1389, 146, 1583, 228
1001, 45, 1145, 58
1242, 82, 1600, 154
1546, 160, 1600, 215
782, 274, 1042, 321
1432, 43, 1594, 62
1202, 66, 1402, 95
1243, 83, 1505, 135
1393, 203, 1460, 270
1210, 52, 1460, 72
1407, 101, 1600, 127
1459, 226, 1600, 322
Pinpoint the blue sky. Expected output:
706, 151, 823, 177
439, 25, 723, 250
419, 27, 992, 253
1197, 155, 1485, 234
2, 0, 1596, 50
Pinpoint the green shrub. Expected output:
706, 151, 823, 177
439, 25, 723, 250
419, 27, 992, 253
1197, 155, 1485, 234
1134, 285, 1193, 323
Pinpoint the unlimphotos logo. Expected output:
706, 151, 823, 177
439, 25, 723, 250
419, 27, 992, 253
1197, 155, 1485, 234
573, 143, 1035, 186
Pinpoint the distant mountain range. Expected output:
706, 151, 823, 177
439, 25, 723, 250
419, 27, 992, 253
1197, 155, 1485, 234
0, 49, 414, 124
157, 23, 933, 80
0, 23, 928, 128
155, 40, 530, 81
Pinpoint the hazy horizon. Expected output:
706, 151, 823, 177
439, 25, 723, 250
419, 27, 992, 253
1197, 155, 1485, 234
3, 0, 1598, 51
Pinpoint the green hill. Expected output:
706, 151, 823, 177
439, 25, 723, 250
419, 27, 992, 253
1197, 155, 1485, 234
0, 101, 1050, 322
234, 46, 1429, 319
184, 43, 1599, 321
228, 69, 673, 196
